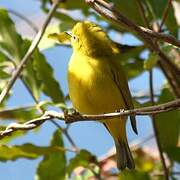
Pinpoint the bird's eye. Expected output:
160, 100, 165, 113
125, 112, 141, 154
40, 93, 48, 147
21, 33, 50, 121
72, 35, 77, 41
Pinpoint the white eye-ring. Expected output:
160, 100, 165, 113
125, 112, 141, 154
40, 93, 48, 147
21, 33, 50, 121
72, 35, 77, 41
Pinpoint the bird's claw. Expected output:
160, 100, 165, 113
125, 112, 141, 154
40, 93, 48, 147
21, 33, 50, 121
115, 109, 125, 113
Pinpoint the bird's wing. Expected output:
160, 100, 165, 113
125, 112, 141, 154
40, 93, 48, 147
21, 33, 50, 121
109, 59, 138, 134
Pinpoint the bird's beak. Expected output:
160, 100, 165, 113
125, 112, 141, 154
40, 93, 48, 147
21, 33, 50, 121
65, 31, 72, 37
48, 32, 71, 43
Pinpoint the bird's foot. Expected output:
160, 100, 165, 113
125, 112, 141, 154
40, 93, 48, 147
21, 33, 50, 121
115, 109, 125, 113
63, 108, 81, 123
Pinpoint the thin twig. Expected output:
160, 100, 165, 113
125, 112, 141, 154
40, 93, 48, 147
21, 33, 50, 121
153, 171, 180, 177
139, 26, 180, 47
89, 166, 103, 180
136, 0, 180, 99
1, 36, 77, 149
0, 104, 37, 113
20, 66, 77, 149
20, 77, 44, 112
133, 94, 159, 100
136, 2, 170, 177
3, 5, 78, 150
159, 0, 172, 31
131, 134, 154, 151
154, 0, 180, 98
85, 0, 180, 98
136, 0, 150, 28
0, 99, 179, 138
50, 120, 78, 150
171, 171, 180, 175
149, 70, 169, 180
21, 74, 78, 150
85, 0, 180, 48
0, 0, 61, 104
100, 134, 155, 162
137, 3, 171, 176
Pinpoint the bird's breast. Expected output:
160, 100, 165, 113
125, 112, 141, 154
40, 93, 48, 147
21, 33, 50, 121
68, 53, 125, 114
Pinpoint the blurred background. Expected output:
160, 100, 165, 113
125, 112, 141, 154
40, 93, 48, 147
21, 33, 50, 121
0, 0, 179, 179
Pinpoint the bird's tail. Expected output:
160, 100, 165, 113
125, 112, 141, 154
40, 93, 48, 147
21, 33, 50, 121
115, 139, 135, 170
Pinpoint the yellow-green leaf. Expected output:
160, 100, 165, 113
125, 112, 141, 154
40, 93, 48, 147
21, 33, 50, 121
144, 52, 158, 70
119, 170, 151, 180
156, 87, 180, 150
33, 50, 64, 103
0, 143, 67, 162
0, 105, 39, 122
67, 150, 97, 175
48, 32, 71, 44
36, 130, 66, 180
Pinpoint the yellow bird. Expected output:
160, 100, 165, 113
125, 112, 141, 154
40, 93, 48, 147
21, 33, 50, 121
49, 21, 137, 170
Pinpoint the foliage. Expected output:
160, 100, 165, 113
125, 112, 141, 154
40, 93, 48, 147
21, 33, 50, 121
0, 0, 179, 180
36, 130, 66, 180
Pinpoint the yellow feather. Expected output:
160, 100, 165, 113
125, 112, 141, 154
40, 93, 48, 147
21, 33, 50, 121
50, 21, 137, 170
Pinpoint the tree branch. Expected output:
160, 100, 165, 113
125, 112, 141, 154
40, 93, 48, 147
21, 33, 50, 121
0, 0, 62, 104
50, 120, 78, 150
85, 0, 180, 48
0, 99, 179, 139
85, 0, 180, 98
20, 78, 78, 150
135, 2, 171, 177
159, 0, 172, 31
149, 70, 169, 179
136, 0, 150, 28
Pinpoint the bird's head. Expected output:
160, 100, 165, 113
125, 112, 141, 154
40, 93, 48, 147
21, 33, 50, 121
49, 21, 114, 57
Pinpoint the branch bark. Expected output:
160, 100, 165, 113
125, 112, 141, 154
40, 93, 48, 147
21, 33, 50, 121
0, 0, 62, 104
136, 1, 170, 178
149, 70, 169, 180
85, 0, 180, 98
0, 99, 179, 139
85, 0, 180, 48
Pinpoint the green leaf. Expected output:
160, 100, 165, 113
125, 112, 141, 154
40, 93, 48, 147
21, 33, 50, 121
59, 0, 89, 16
33, 50, 64, 103
54, 12, 77, 32
165, 147, 180, 163
59, 19, 77, 32
0, 51, 12, 67
38, 23, 61, 50
144, 52, 158, 70
124, 57, 144, 79
156, 87, 180, 150
0, 105, 39, 122
161, 44, 174, 54
119, 170, 151, 180
48, 32, 71, 44
0, 69, 10, 79
0, 52, 6, 62
117, 45, 145, 79
67, 150, 97, 175
36, 130, 66, 180
0, 8, 23, 61
0, 143, 67, 162
146, 0, 178, 36
0, 10, 42, 100
19, 39, 42, 100
110, 0, 144, 25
